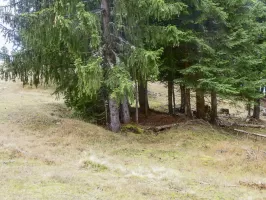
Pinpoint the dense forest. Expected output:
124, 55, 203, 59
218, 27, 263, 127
1, 0, 266, 132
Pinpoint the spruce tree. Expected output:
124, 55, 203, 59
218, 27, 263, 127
0, 0, 187, 131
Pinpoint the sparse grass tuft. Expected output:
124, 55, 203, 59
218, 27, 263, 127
81, 160, 108, 172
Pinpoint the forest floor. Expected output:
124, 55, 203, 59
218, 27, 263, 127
1, 81, 266, 200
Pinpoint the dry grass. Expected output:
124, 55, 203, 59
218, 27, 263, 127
0, 81, 266, 199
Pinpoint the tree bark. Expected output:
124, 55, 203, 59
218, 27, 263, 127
135, 81, 139, 124
247, 102, 251, 117
196, 89, 205, 119
253, 99, 260, 120
101, 0, 121, 132
101, 0, 110, 39
180, 85, 186, 113
185, 87, 192, 118
138, 81, 149, 116
121, 97, 130, 124
108, 99, 120, 132
210, 91, 218, 124
173, 83, 176, 115
168, 81, 173, 114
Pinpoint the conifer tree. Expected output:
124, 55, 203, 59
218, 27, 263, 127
199, 0, 266, 121
0, 0, 187, 130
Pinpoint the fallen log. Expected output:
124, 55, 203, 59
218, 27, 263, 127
149, 123, 179, 132
219, 122, 265, 129
233, 129, 266, 139
237, 124, 265, 128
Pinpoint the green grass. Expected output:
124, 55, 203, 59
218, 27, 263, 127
81, 160, 109, 172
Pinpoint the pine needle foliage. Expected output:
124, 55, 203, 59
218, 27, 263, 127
1, 0, 266, 125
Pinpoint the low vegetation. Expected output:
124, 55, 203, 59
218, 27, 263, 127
0, 81, 266, 199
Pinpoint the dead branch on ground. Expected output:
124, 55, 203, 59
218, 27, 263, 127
233, 129, 266, 139
239, 181, 266, 190
148, 123, 179, 132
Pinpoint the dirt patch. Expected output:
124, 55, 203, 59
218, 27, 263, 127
131, 110, 186, 127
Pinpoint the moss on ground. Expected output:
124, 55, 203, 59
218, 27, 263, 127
121, 124, 144, 134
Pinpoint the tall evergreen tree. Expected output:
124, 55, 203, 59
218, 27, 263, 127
0, 0, 188, 131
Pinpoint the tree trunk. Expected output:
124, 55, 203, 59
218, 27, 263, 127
139, 81, 149, 116
102, 0, 121, 132
210, 91, 218, 124
253, 99, 260, 120
185, 87, 192, 118
168, 81, 173, 114
109, 99, 120, 132
196, 89, 205, 119
135, 81, 139, 124
101, 0, 110, 39
180, 85, 186, 113
247, 103, 251, 117
121, 97, 130, 124
173, 83, 176, 115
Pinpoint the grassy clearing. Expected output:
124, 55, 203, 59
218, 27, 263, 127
0, 81, 266, 199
